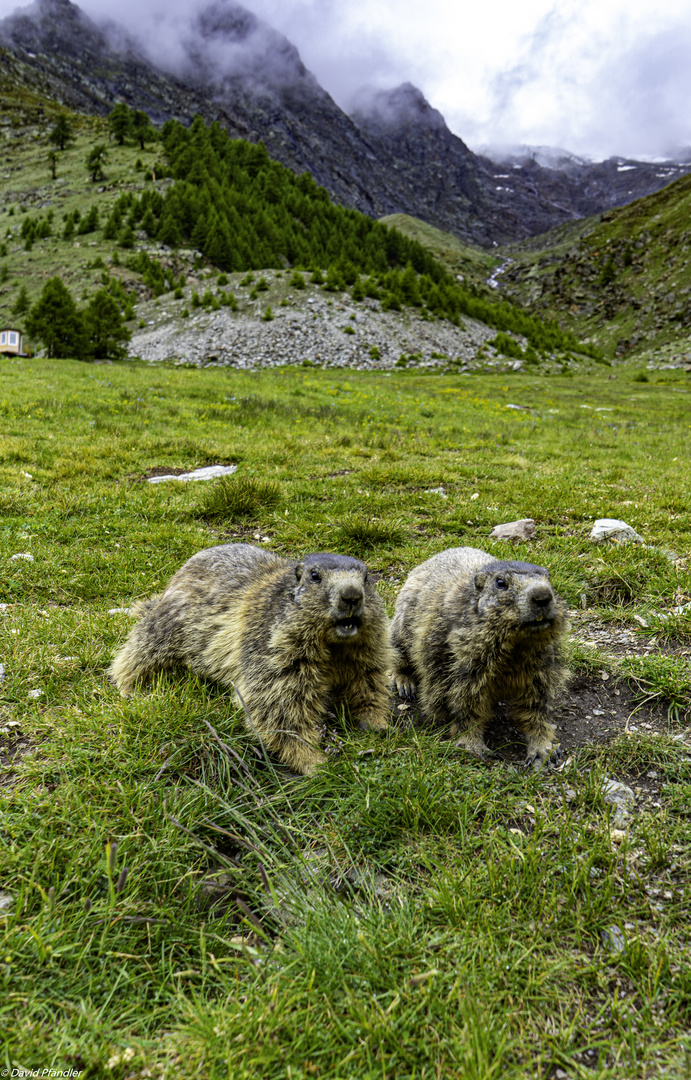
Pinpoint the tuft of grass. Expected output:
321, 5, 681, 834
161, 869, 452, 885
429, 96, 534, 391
195, 475, 282, 521
621, 654, 691, 723
335, 514, 407, 550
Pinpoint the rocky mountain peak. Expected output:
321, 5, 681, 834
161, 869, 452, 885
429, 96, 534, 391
177, 0, 317, 96
351, 82, 449, 136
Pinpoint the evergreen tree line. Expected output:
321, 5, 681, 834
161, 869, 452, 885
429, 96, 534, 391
103, 115, 598, 357
24, 277, 132, 360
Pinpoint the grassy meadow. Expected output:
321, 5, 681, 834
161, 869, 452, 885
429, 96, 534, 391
1, 357, 691, 1078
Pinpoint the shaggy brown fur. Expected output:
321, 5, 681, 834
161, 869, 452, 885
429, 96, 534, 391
391, 546, 569, 765
109, 544, 393, 775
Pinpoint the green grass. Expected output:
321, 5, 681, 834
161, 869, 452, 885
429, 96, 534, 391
1, 358, 691, 1077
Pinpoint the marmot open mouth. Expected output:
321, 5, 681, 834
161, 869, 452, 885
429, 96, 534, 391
524, 616, 554, 630
334, 616, 362, 637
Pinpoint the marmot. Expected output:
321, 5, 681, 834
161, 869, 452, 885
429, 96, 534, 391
109, 543, 393, 775
391, 546, 568, 765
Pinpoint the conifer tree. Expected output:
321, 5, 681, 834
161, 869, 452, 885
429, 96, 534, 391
108, 104, 131, 146
25, 278, 85, 359
49, 115, 75, 151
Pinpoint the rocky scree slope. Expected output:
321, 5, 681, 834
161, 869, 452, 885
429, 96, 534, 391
2, 0, 691, 246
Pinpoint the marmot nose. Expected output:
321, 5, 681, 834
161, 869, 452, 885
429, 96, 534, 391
531, 588, 553, 609
340, 585, 364, 609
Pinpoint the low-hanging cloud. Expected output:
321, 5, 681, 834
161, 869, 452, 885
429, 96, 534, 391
1, 0, 690, 158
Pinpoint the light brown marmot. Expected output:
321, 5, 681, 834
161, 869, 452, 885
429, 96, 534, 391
109, 544, 393, 775
391, 546, 568, 765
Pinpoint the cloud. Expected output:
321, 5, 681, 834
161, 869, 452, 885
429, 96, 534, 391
1, 0, 690, 157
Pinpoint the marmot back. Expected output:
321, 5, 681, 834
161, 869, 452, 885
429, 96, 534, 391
391, 546, 568, 765
110, 543, 393, 774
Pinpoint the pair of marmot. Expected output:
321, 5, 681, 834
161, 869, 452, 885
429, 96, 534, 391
110, 542, 568, 774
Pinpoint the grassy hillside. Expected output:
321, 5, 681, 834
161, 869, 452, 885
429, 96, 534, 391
379, 212, 501, 291
500, 175, 691, 362
1, 359, 690, 1076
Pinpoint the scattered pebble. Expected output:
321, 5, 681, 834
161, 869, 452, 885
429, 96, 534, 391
0, 663, 4, 683
27, 689, 43, 700
9, 552, 33, 562
0, 891, 14, 917
108, 607, 131, 615
600, 925, 626, 953
603, 778, 636, 827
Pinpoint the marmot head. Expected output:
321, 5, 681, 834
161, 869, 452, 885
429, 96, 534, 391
294, 553, 373, 642
473, 559, 563, 634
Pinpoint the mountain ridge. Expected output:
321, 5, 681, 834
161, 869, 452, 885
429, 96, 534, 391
2, 0, 691, 247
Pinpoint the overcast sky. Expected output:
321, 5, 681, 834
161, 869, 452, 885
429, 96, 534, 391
5, 0, 691, 159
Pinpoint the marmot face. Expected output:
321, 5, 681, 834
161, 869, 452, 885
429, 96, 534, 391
474, 561, 561, 636
294, 553, 370, 643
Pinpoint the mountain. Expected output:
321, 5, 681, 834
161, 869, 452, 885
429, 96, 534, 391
497, 173, 691, 360
2, 0, 691, 248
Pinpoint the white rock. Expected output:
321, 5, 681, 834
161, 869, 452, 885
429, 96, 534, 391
27, 688, 43, 700
603, 778, 636, 827
590, 518, 644, 544
9, 552, 34, 562
147, 464, 238, 484
0, 891, 13, 916
600, 925, 626, 953
489, 518, 536, 541
108, 608, 131, 615
0, 663, 4, 682
425, 487, 447, 497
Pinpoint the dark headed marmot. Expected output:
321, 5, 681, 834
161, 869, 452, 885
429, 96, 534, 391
391, 546, 568, 765
110, 544, 393, 775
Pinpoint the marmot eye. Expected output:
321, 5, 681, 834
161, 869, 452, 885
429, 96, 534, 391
310, 570, 321, 582
496, 577, 508, 589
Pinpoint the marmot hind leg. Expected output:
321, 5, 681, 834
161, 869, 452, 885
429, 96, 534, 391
109, 596, 184, 696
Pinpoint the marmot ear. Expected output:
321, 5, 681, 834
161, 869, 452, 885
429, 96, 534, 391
474, 572, 487, 591
295, 563, 303, 581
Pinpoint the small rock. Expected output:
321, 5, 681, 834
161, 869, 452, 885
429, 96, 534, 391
10, 552, 34, 562
108, 607, 131, 615
590, 518, 644, 544
489, 518, 535, 541
0, 663, 5, 683
600, 925, 626, 953
603, 778, 636, 827
0, 891, 14, 917
425, 487, 447, 497
27, 689, 43, 700
147, 464, 238, 484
